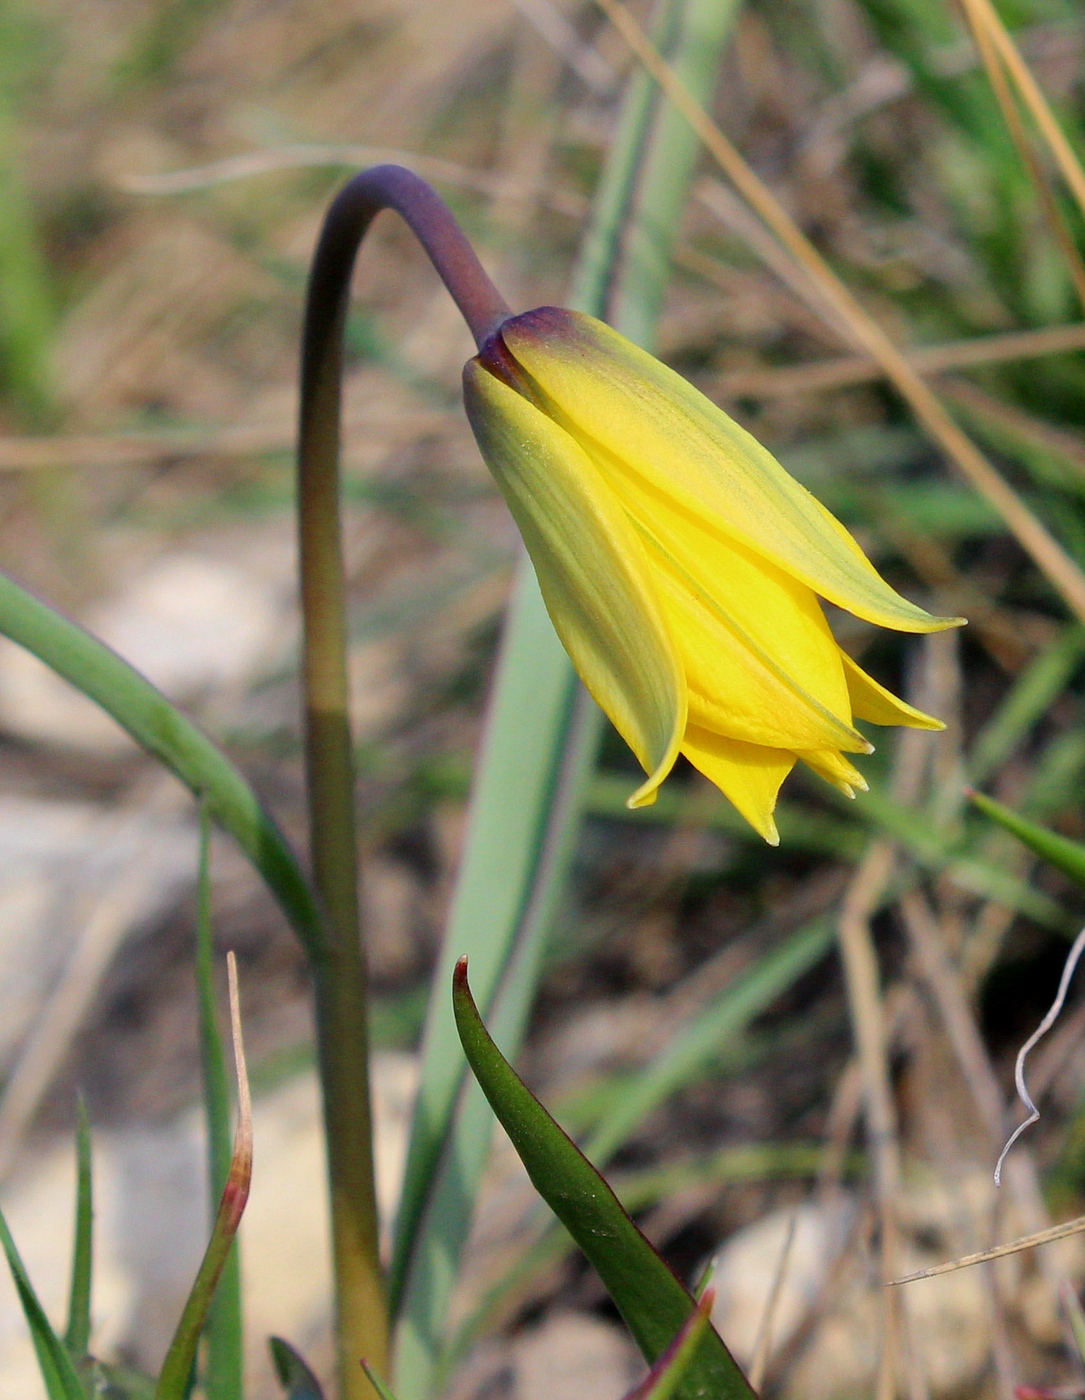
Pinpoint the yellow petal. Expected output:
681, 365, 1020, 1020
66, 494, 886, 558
464, 360, 686, 806
840, 650, 945, 730
615, 465, 866, 752
502, 309, 962, 634
682, 726, 795, 844
800, 748, 869, 797
649, 547, 869, 754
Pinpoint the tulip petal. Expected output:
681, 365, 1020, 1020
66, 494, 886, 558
464, 360, 686, 806
502, 309, 962, 634
644, 527, 870, 754
800, 748, 869, 796
840, 650, 945, 730
682, 726, 795, 844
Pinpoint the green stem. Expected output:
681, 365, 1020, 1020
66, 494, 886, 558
298, 165, 510, 1399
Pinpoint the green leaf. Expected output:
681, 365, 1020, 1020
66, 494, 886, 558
269, 1337, 325, 1400
452, 959, 754, 1400
391, 4, 746, 1393
75, 1357, 155, 1400
155, 957, 251, 1400
64, 1094, 93, 1358
0, 570, 323, 959
195, 808, 243, 1400
0, 1201, 87, 1400
621, 1293, 715, 1400
359, 1361, 400, 1400
968, 789, 1085, 889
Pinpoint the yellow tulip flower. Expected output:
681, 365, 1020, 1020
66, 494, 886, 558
463, 306, 963, 844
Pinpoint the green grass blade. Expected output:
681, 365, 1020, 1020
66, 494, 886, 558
968, 789, 1085, 889
967, 625, 1085, 787
452, 960, 754, 1400
360, 1362, 400, 1400
64, 1095, 93, 1358
155, 957, 251, 1400
621, 1294, 714, 1400
269, 1337, 326, 1400
195, 808, 243, 1400
0, 1202, 86, 1400
584, 916, 835, 1165
388, 577, 585, 1315
0, 570, 323, 958
391, 3, 744, 1387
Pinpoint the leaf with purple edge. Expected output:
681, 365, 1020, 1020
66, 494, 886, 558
621, 1291, 716, 1400
269, 1337, 325, 1400
451, 957, 755, 1400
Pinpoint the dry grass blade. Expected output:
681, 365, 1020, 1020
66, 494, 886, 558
994, 924, 1085, 1185
958, 0, 1085, 224
120, 145, 588, 218
714, 322, 1085, 400
889, 1213, 1085, 1286
590, 0, 1085, 625
748, 1207, 798, 1392
959, 0, 1085, 311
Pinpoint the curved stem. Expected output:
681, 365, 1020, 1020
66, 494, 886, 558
298, 165, 510, 1400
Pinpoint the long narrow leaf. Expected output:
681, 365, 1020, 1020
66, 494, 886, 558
0, 1203, 86, 1400
0, 571, 322, 958
64, 1094, 93, 1357
155, 955, 252, 1400
584, 916, 835, 1164
269, 1337, 325, 1400
195, 809, 243, 1400
391, 3, 745, 1389
622, 1292, 715, 1400
968, 790, 1085, 890
452, 959, 754, 1400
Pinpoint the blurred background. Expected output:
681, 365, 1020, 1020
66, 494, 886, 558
2, 0, 1085, 1396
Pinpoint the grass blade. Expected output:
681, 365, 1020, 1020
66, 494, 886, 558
452, 958, 754, 1400
0, 570, 323, 958
269, 1337, 325, 1400
590, 0, 1085, 626
195, 809, 243, 1400
64, 1094, 93, 1358
584, 916, 835, 1165
155, 954, 252, 1400
968, 789, 1085, 890
391, 6, 745, 1390
0, 1202, 86, 1399
621, 1292, 715, 1400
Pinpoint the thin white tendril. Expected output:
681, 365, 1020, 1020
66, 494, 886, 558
995, 923, 1085, 1185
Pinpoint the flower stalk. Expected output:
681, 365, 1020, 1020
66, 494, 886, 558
297, 165, 510, 1400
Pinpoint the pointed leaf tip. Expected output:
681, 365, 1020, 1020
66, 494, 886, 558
452, 959, 755, 1400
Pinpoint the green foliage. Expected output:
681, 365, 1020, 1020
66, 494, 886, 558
195, 810, 244, 1400
64, 1096, 93, 1359
453, 958, 754, 1400
622, 1297, 716, 1400
269, 1337, 326, 1400
0, 569, 323, 959
0, 0, 56, 422
0, 1201, 86, 1400
969, 788, 1085, 888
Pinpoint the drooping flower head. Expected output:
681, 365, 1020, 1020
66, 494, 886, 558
464, 306, 962, 844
